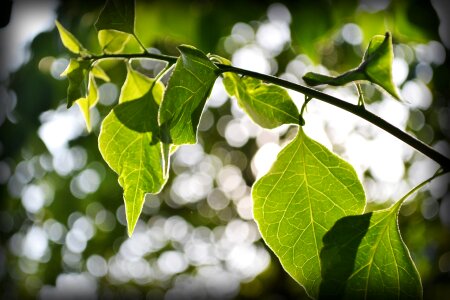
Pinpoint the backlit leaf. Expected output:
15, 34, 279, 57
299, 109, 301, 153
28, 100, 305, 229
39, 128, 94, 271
362, 33, 401, 100
319, 201, 422, 299
61, 59, 91, 108
159, 45, 218, 145
95, 0, 135, 34
98, 30, 142, 54
118, 64, 164, 104
76, 73, 98, 132
55, 20, 88, 55
252, 128, 365, 298
223, 73, 299, 128
91, 65, 110, 82
99, 82, 167, 236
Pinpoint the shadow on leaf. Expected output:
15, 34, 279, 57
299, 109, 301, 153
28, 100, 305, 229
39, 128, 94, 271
319, 212, 372, 299
113, 93, 161, 144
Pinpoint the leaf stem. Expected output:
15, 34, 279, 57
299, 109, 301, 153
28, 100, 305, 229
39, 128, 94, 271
218, 64, 450, 170
82, 52, 450, 170
132, 32, 149, 54
356, 83, 365, 108
395, 168, 448, 209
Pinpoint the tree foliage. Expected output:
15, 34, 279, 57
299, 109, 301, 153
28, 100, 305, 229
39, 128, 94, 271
52, 0, 450, 298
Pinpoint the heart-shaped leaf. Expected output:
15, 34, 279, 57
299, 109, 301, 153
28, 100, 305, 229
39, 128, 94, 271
252, 128, 366, 298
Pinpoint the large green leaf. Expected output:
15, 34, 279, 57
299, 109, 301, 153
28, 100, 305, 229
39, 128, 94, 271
61, 59, 91, 108
303, 33, 401, 100
76, 73, 98, 132
99, 83, 167, 236
159, 45, 218, 145
319, 201, 422, 299
95, 0, 135, 34
223, 73, 299, 128
55, 20, 88, 55
252, 128, 365, 298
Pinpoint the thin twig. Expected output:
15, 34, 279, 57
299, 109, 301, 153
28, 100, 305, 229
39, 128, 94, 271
82, 53, 450, 170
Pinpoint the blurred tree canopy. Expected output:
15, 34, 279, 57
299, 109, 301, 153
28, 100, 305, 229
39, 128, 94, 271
0, 0, 449, 299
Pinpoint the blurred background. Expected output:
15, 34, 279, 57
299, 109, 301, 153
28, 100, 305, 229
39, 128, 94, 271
0, 0, 449, 299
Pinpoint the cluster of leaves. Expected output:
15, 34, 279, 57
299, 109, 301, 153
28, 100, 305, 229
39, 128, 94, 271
56, 0, 427, 298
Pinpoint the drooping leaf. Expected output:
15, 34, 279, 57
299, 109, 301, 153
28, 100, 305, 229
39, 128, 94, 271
97, 30, 142, 54
302, 32, 401, 100
55, 20, 88, 55
98, 83, 167, 236
252, 128, 366, 298
362, 33, 401, 100
61, 59, 91, 108
95, 0, 135, 34
159, 45, 218, 145
119, 64, 153, 103
91, 65, 110, 82
319, 201, 422, 299
223, 73, 299, 128
76, 73, 98, 132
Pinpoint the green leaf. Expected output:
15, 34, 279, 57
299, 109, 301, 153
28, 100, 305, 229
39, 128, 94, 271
252, 128, 366, 298
61, 59, 91, 108
319, 201, 422, 299
362, 33, 401, 100
97, 30, 142, 54
95, 0, 135, 34
119, 64, 153, 103
302, 32, 401, 101
159, 45, 218, 145
76, 73, 98, 132
91, 65, 110, 82
55, 20, 88, 55
223, 73, 299, 128
98, 83, 167, 236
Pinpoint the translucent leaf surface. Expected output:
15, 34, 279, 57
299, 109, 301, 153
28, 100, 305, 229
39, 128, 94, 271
319, 201, 422, 299
76, 73, 98, 132
99, 83, 166, 236
223, 73, 299, 128
98, 30, 142, 54
55, 20, 87, 55
91, 65, 110, 82
95, 0, 135, 34
159, 45, 218, 145
119, 65, 153, 103
61, 59, 91, 108
252, 128, 366, 298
